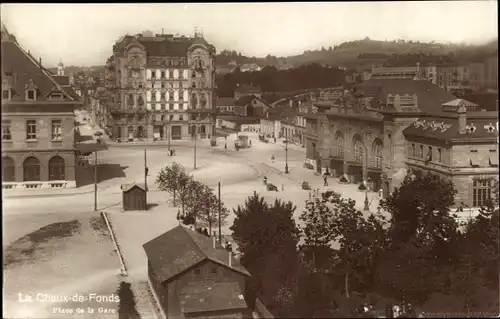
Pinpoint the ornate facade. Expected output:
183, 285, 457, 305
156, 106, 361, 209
103, 31, 216, 142
304, 78, 498, 209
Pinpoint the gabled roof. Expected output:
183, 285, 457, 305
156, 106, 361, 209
1, 34, 78, 102
121, 183, 146, 192
354, 79, 457, 113
180, 282, 248, 314
143, 225, 250, 283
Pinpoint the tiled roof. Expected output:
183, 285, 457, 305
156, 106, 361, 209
354, 79, 457, 113
1, 38, 77, 102
403, 115, 498, 141
143, 225, 250, 283
216, 97, 235, 106
180, 282, 247, 314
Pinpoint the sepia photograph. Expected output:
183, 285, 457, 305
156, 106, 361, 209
1, 2, 498, 318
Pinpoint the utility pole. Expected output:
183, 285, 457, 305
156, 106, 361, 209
218, 181, 222, 243
285, 130, 289, 174
94, 151, 97, 211
144, 149, 147, 191
167, 122, 171, 153
194, 128, 197, 169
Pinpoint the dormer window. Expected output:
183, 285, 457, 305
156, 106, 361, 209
27, 89, 36, 100
25, 79, 39, 101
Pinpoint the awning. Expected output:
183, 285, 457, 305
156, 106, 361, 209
489, 157, 499, 167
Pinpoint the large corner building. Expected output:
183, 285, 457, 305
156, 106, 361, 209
103, 31, 216, 141
1, 24, 81, 190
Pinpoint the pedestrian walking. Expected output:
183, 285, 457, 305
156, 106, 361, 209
263, 176, 268, 185
145, 167, 149, 176
324, 176, 328, 187
271, 155, 275, 163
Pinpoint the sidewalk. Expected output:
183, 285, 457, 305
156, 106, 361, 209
3, 184, 95, 199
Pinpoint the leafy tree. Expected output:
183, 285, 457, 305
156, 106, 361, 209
380, 170, 458, 247
155, 162, 189, 206
185, 181, 229, 234
326, 194, 388, 298
231, 192, 300, 310
299, 197, 336, 272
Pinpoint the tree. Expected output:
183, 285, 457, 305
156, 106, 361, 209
299, 197, 336, 272
185, 181, 229, 234
380, 170, 458, 247
376, 171, 461, 304
155, 162, 189, 206
231, 192, 300, 310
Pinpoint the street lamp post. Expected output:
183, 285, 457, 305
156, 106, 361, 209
285, 130, 289, 174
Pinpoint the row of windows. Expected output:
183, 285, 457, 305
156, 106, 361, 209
2, 156, 65, 182
147, 69, 189, 80
409, 143, 443, 163
2, 120, 63, 142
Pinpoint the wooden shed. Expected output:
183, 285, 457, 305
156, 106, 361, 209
121, 183, 147, 211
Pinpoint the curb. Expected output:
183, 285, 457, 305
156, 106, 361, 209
101, 211, 128, 277
3, 189, 95, 199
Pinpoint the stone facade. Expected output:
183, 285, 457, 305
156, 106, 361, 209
2, 107, 77, 190
104, 32, 216, 142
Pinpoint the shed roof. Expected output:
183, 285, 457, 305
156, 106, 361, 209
143, 225, 250, 283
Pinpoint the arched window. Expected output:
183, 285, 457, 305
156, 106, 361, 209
138, 126, 144, 138
371, 139, 383, 169
353, 136, 364, 163
49, 156, 65, 180
23, 156, 40, 182
191, 93, 198, 109
127, 126, 134, 139
2, 156, 15, 182
334, 132, 344, 157
200, 125, 206, 134
191, 125, 197, 137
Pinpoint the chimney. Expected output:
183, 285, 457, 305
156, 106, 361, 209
228, 251, 232, 267
39, 57, 42, 67
213, 236, 216, 249
457, 104, 467, 134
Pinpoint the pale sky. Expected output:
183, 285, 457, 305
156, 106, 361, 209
1, 2, 498, 67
